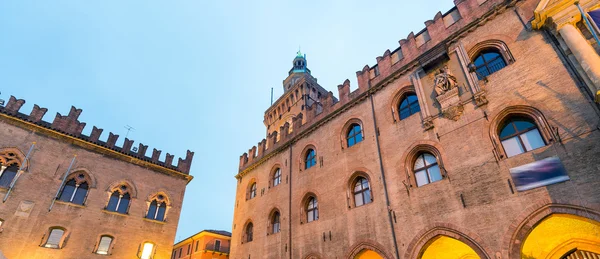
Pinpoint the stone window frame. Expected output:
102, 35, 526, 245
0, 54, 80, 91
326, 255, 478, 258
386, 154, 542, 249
467, 39, 515, 80
246, 179, 257, 200
40, 226, 69, 249
104, 180, 136, 214
145, 191, 172, 222
347, 171, 374, 209
489, 105, 555, 160
56, 169, 95, 206
267, 207, 282, 235
403, 144, 448, 188
390, 86, 423, 123
341, 118, 365, 149
269, 164, 282, 188
299, 144, 318, 171
93, 234, 116, 255
241, 219, 254, 244
0, 147, 29, 189
300, 192, 319, 224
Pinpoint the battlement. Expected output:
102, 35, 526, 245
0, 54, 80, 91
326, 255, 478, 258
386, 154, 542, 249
239, 0, 517, 173
0, 96, 194, 175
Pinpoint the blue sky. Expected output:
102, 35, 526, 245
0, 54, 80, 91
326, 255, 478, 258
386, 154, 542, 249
0, 0, 455, 242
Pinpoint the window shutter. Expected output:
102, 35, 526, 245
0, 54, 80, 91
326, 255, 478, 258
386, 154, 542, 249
46, 229, 64, 248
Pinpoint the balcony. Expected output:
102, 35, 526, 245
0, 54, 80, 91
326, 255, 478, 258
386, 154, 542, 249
205, 243, 230, 254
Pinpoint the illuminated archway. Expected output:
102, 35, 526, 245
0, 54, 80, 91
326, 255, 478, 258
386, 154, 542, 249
420, 236, 480, 259
521, 214, 600, 259
354, 249, 384, 259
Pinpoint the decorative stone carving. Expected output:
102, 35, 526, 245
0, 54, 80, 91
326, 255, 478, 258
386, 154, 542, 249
436, 87, 464, 121
434, 65, 458, 96
422, 117, 435, 130
474, 91, 489, 106
442, 104, 465, 121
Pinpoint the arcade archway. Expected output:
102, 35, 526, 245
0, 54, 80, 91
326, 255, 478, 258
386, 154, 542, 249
354, 249, 384, 259
420, 236, 480, 259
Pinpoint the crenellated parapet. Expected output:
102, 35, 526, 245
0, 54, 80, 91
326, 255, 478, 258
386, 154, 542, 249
0, 96, 194, 175
239, 0, 519, 173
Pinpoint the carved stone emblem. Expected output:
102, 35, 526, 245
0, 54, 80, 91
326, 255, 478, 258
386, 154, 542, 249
436, 86, 464, 121
442, 104, 465, 121
422, 117, 435, 130
474, 91, 489, 107
434, 65, 458, 96
15, 200, 35, 217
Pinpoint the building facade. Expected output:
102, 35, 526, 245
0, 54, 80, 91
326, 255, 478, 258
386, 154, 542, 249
172, 230, 231, 259
0, 96, 194, 259
231, 0, 600, 258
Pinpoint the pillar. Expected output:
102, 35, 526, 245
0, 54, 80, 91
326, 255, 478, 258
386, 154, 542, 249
559, 23, 600, 98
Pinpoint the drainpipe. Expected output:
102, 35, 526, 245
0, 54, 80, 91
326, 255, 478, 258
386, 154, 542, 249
368, 84, 401, 259
288, 144, 293, 259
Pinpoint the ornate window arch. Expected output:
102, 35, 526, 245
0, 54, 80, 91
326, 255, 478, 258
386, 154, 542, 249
0, 148, 28, 188
404, 144, 447, 188
391, 86, 421, 122
489, 105, 554, 159
301, 145, 318, 170
57, 171, 93, 205
347, 171, 373, 208
341, 118, 364, 149
268, 208, 281, 235
145, 191, 171, 222
242, 220, 254, 244
246, 179, 257, 200
42, 226, 68, 249
105, 181, 136, 214
270, 165, 282, 188
468, 39, 515, 80
300, 192, 319, 224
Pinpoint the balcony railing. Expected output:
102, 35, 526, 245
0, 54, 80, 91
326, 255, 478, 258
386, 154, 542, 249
205, 243, 230, 254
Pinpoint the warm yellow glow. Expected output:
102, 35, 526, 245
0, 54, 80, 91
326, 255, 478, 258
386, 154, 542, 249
521, 214, 600, 259
355, 249, 384, 259
141, 243, 154, 259
420, 236, 480, 259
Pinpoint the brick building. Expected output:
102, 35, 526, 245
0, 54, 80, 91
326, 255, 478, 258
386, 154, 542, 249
171, 230, 231, 259
0, 97, 194, 259
230, 0, 600, 258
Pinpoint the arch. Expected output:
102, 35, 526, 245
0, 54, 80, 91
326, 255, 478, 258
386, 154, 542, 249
300, 192, 319, 224
146, 190, 172, 206
270, 164, 283, 188
246, 178, 257, 200
145, 191, 172, 221
401, 141, 447, 188
268, 207, 282, 235
300, 144, 318, 170
504, 203, 600, 259
405, 225, 491, 259
347, 240, 394, 259
241, 219, 254, 244
304, 252, 324, 259
341, 118, 365, 149
66, 168, 96, 188
0, 147, 29, 170
106, 179, 137, 198
467, 39, 514, 65
42, 226, 68, 249
488, 105, 554, 159
390, 85, 420, 122
94, 234, 116, 255
347, 171, 374, 208
58, 171, 92, 205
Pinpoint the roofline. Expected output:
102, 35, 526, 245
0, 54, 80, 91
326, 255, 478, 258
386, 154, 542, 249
173, 230, 231, 247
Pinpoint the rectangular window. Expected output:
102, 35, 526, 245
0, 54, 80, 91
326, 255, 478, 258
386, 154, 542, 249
187, 244, 190, 255
215, 240, 221, 251
140, 243, 154, 259
195, 240, 199, 252
178, 247, 182, 258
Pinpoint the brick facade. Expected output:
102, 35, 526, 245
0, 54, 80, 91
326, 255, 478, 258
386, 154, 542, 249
231, 0, 600, 258
0, 98, 194, 259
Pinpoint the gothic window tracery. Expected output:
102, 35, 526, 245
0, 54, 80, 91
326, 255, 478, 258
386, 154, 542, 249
146, 193, 169, 221
58, 172, 91, 205
0, 150, 25, 188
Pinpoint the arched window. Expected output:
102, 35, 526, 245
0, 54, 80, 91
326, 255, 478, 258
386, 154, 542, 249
272, 211, 281, 234
473, 49, 507, 79
146, 194, 167, 221
249, 183, 257, 199
346, 124, 363, 147
398, 94, 421, 120
414, 153, 442, 187
44, 227, 65, 249
246, 223, 254, 242
272, 168, 282, 187
106, 184, 131, 214
353, 177, 372, 207
58, 173, 90, 205
499, 116, 546, 157
95, 235, 113, 255
138, 242, 155, 259
305, 149, 316, 169
0, 165, 19, 188
306, 197, 318, 222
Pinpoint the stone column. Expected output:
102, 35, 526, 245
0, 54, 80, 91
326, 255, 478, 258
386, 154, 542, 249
559, 23, 600, 95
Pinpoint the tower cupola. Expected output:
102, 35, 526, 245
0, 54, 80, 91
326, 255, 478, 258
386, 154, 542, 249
289, 50, 311, 75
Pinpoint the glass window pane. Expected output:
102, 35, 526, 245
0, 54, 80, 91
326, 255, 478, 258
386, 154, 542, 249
140, 243, 154, 259
521, 129, 545, 151
147, 201, 158, 219
106, 192, 120, 211
399, 98, 409, 109
307, 211, 314, 222
499, 123, 516, 138
58, 180, 76, 202
364, 189, 372, 204
483, 52, 500, 60
96, 236, 112, 254
354, 181, 362, 192
400, 109, 411, 120
315, 208, 319, 220
354, 193, 363, 207
46, 229, 64, 248
355, 132, 363, 143
415, 170, 429, 187
513, 120, 534, 131
423, 153, 437, 166
407, 94, 418, 103
414, 156, 425, 170
156, 204, 166, 221
117, 194, 130, 214
72, 184, 87, 205
474, 56, 485, 66
0, 166, 17, 187
410, 102, 421, 113
428, 165, 443, 183
502, 137, 525, 157
348, 138, 355, 147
